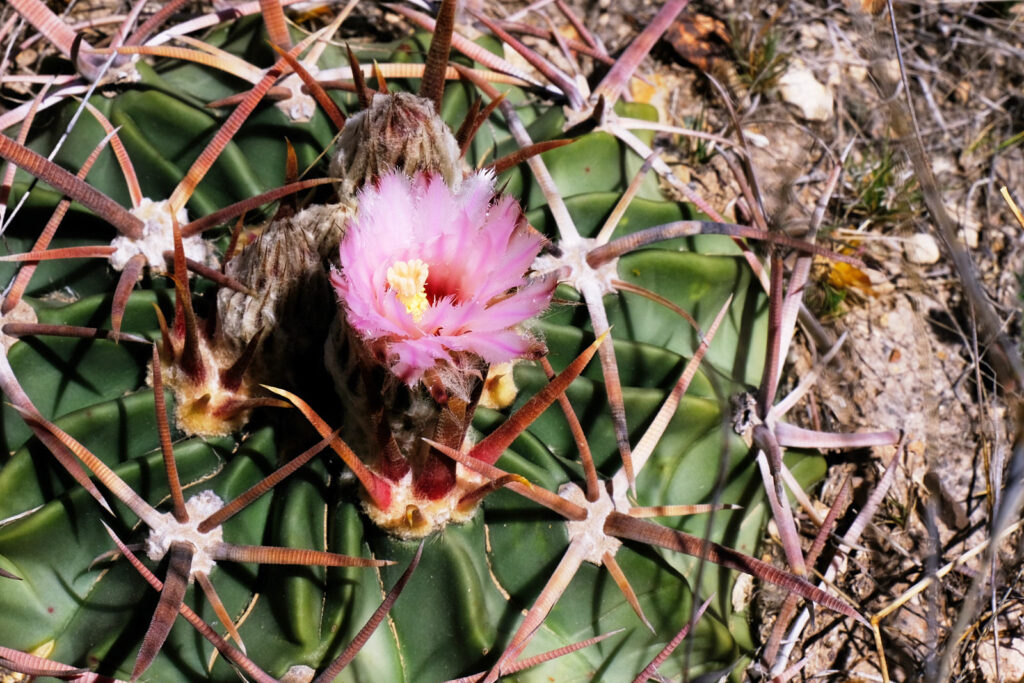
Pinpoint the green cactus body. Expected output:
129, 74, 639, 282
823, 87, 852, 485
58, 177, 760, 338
0, 15, 824, 682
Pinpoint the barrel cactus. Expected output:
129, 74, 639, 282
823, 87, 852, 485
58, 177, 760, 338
0, 1, 893, 680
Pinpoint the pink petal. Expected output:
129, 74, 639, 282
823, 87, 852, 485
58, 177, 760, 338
335, 170, 553, 386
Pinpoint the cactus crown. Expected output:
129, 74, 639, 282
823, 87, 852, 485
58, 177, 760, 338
0, 1, 899, 680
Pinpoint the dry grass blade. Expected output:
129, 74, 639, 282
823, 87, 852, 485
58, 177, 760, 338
880, 0, 1024, 392
313, 542, 423, 682
1002, 186, 1024, 229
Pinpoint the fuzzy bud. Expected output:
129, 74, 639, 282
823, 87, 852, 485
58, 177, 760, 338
329, 92, 461, 198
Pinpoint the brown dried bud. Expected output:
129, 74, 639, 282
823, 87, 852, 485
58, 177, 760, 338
329, 92, 461, 198
217, 202, 353, 384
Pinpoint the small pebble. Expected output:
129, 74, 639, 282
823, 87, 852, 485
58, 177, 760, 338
777, 60, 834, 122
959, 226, 979, 249
904, 232, 941, 264
280, 666, 315, 683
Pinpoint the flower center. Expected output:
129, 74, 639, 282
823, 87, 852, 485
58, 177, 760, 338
387, 259, 430, 322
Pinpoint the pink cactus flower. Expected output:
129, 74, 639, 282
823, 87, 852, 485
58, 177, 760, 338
333, 170, 554, 385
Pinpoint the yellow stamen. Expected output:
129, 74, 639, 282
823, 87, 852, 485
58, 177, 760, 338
386, 259, 430, 322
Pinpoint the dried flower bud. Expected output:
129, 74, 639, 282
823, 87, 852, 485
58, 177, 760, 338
329, 92, 461, 198
218, 202, 353, 384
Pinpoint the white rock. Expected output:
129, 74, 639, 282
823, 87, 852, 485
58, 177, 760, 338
280, 665, 316, 683
977, 637, 1024, 682
872, 57, 902, 86
960, 226, 979, 249
777, 60, 834, 122
742, 129, 770, 148
904, 232, 942, 265
848, 64, 869, 84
